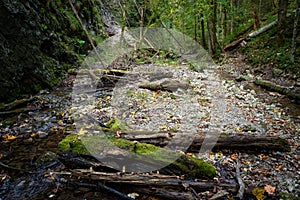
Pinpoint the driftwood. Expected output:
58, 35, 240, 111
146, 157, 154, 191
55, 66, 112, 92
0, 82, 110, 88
235, 159, 245, 199
223, 38, 245, 52
60, 169, 238, 200
70, 169, 238, 193
119, 131, 291, 152
139, 79, 190, 92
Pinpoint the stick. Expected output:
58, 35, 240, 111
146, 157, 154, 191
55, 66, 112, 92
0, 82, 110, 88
235, 158, 245, 199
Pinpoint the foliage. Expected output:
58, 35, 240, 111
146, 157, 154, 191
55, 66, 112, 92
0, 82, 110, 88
240, 16, 299, 74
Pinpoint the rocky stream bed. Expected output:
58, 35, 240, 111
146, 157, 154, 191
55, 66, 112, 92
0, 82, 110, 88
0, 54, 299, 200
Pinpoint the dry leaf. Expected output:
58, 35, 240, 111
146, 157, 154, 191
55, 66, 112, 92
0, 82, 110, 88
264, 185, 275, 194
2, 134, 17, 141
57, 120, 63, 126
230, 154, 237, 160
275, 165, 283, 171
241, 159, 250, 165
258, 154, 268, 159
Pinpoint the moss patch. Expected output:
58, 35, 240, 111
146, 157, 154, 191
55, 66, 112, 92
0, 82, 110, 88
106, 118, 130, 131
58, 134, 216, 178
58, 134, 89, 154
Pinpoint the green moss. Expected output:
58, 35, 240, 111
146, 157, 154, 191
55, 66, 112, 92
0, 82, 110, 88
58, 134, 89, 154
106, 118, 130, 131
171, 156, 216, 178
58, 134, 216, 178
0, 98, 28, 111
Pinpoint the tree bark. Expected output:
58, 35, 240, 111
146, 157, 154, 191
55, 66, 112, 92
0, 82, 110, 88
200, 13, 207, 49
70, 169, 238, 193
248, 20, 278, 38
207, 0, 218, 54
277, 0, 289, 44
229, 0, 234, 34
119, 131, 291, 153
221, 4, 227, 43
291, 0, 299, 63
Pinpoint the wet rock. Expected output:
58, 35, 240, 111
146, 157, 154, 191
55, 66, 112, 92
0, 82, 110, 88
35, 151, 57, 167
0, 0, 107, 103
36, 131, 48, 139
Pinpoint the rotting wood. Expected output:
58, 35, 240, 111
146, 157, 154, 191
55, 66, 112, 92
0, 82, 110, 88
69, 169, 238, 193
119, 131, 291, 152
254, 79, 300, 101
235, 158, 245, 199
223, 11, 295, 51
223, 38, 245, 52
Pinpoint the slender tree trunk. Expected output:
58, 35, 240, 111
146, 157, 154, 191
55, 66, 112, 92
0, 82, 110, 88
194, 6, 197, 41
230, 0, 234, 34
258, 0, 262, 19
277, 0, 288, 44
182, 3, 185, 35
221, 5, 227, 42
200, 13, 207, 49
207, 0, 218, 54
291, 0, 299, 62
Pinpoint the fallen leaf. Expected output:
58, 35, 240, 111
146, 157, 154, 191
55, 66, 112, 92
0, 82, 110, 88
230, 154, 237, 160
275, 165, 283, 171
258, 154, 268, 159
57, 120, 63, 126
264, 185, 275, 195
2, 134, 17, 141
241, 159, 250, 165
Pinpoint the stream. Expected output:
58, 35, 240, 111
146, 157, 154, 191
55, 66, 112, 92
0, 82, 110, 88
0, 58, 299, 199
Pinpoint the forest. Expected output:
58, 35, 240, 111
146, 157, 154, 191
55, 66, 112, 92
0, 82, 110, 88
0, 0, 299, 199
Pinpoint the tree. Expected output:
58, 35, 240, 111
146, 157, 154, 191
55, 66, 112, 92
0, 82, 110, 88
277, 0, 289, 44
207, 0, 218, 54
291, 0, 299, 62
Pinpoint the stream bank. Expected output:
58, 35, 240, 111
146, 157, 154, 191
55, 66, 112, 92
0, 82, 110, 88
0, 51, 299, 199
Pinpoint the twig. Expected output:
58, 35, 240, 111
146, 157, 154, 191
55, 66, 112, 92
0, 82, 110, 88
0, 161, 30, 173
71, 182, 134, 200
98, 182, 135, 200
235, 158, 245, 199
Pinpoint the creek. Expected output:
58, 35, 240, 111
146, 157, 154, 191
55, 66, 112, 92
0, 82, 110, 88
0, 61, 299, 199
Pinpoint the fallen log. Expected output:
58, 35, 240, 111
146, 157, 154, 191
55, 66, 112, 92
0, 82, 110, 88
58, 135, 217, 178
223, 38, 245, 52
119, 131, 291, 152
254, 79, 300, 101
247, 20, 277, 38
69, 169, 238, 193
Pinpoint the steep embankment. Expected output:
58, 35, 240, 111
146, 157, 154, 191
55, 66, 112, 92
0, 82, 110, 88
237, 12, 300, 91
0, 0, 107, 103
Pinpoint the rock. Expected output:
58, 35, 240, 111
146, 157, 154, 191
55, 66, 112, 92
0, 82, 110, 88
0, 0, 107, 103
35, 151, 57, 167
37, 131, 48, 138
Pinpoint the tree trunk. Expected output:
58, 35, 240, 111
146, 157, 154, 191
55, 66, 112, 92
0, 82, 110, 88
277, 0, 289, 44
230, 0, 234, 34
207, 0, 218, 54
69, 169, 238, 200
221, 5, 227, 42
194, 5, 197, 41
120, 131, 291, 153
291, 0, 299, 63
200, 13, 207, 48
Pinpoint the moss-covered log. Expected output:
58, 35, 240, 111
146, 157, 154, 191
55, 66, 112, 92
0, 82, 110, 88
119, 131, 291, 152
58, 134, 216, 179
254, 79, 300, 101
